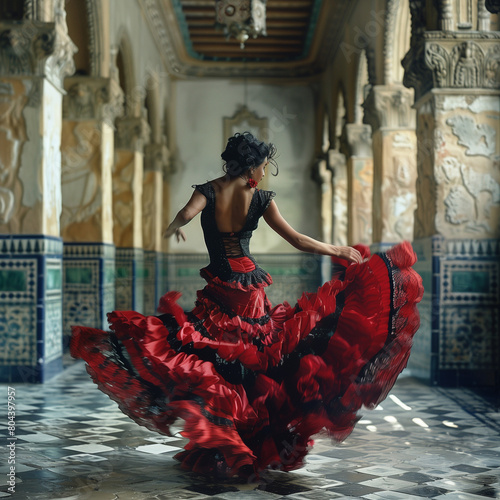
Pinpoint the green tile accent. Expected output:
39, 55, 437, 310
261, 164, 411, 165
0, 270, 26, 292
452, 271, 490, 293
265, 267, 308, 276
46, 268, 62, 290
116, 267, 129, 279
65, 268, 92, 285
177, 268, 201, 277
105, 266, 115, 284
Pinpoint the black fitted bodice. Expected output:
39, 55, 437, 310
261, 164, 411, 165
193, 182, 275, 287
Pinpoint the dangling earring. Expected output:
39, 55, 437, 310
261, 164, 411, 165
246, 167, 258, 188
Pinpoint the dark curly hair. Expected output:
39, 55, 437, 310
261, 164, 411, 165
221, 132, 278, 178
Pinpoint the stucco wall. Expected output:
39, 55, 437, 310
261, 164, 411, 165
169, 79, 319, 254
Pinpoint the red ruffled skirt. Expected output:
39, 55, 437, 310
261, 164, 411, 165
70, 242, 423, 477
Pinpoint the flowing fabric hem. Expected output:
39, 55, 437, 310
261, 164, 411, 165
70, 241, 423, 476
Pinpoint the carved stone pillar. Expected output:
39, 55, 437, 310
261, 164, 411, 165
61, 76, 124, 347
364, 85, 417, 246
403, 25, 500, 386
328, 150, 348, 247
311, 156, 333, 244
113, 116, 150, 313
143, 140, 169, 315
0, 14, 76, 382
344, 124, 373, 246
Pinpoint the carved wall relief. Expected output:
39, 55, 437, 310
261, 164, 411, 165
0, 80, 28, 232
437, 156, 500, 234
60, 121, 102, 240
446, 114, 496, 157
329, 150, 348, 247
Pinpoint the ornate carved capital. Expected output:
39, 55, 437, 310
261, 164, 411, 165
364, 85, 416, 131
115, 116, 151, 152
344, 124, 372, 157
144, 142, 170, 174
0, 17, 76, 90
327, 150, 347, 172
63, 77, 124, 122
404, 33, 500, 100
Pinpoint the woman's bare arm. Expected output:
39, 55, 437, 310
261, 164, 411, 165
163, 189, 207, 242
263, 200, 362, 264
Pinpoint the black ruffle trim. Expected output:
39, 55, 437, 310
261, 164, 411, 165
200, 264, 273, 289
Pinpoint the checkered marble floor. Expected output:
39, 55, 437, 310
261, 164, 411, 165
1, 359, 499, 499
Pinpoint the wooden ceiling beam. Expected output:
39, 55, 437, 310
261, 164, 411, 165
191, 36, 302, 44
180, 0, 312, 7
189, 27, 304, 36
184, 9, 310, 19
193, 44, 300, 53
186, 19, 308, 28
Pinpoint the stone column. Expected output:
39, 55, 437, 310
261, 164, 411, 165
364, 85, 417, 250
0, 15, 76, 382
143, 140, 169, 315
328, 150, 348, 247
403, 17, 500, 385
161, 153, 175, 297
344, 124, 373, 246
311, 156, 333, 244
61, 76, 123, 347
311, 155, 334, 284
113, 116, 150, 313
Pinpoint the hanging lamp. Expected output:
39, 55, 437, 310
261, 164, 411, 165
215, 0, 267, 49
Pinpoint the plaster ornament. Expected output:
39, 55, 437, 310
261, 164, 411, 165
446, 115, 496, 157
445, 186, 475, 225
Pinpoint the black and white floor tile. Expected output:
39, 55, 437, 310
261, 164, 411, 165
1, 359, 498, 499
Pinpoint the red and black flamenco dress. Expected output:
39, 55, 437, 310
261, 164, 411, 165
71, 182, 424, 477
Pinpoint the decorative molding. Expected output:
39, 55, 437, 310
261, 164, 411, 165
223, 105, 269, 144
384, 0, 399, 85
404, 33, 500, 100
0, 235, 63, 256
63, 76, 124, 122
115, 116, 151, 151
478, 0, 492, 31
85, 0, 103, 76
0, 19, 76, 90
140, 0, 354, 79
344, 124, 372, 157
364, 85, 416, 131
144, 142, 170, 173
63, 242, 115, 259
436, 0, 454, 30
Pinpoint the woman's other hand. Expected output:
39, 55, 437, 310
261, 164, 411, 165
331, 245, 363, 264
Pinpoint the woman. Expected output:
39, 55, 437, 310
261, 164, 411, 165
71, 132, 423, 478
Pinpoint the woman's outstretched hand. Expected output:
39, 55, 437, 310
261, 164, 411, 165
163, 227, 187, 242
331, 245, 363, 264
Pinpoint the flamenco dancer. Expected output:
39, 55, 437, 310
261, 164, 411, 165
71, 132, 423, 478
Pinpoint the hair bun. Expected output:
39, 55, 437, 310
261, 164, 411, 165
221, 132, 277, 177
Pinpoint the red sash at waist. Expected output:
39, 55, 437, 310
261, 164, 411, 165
228, 257, 256, 273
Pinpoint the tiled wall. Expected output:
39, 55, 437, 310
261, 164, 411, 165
162, 253, 324, 310
409, 236, 499, 386
0, 235, 63, 383
143, 250, 163, 316
62, 243, 115, 349
115, 248, 144, 313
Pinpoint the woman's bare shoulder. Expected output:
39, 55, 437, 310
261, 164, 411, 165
210, 175, 236, 193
